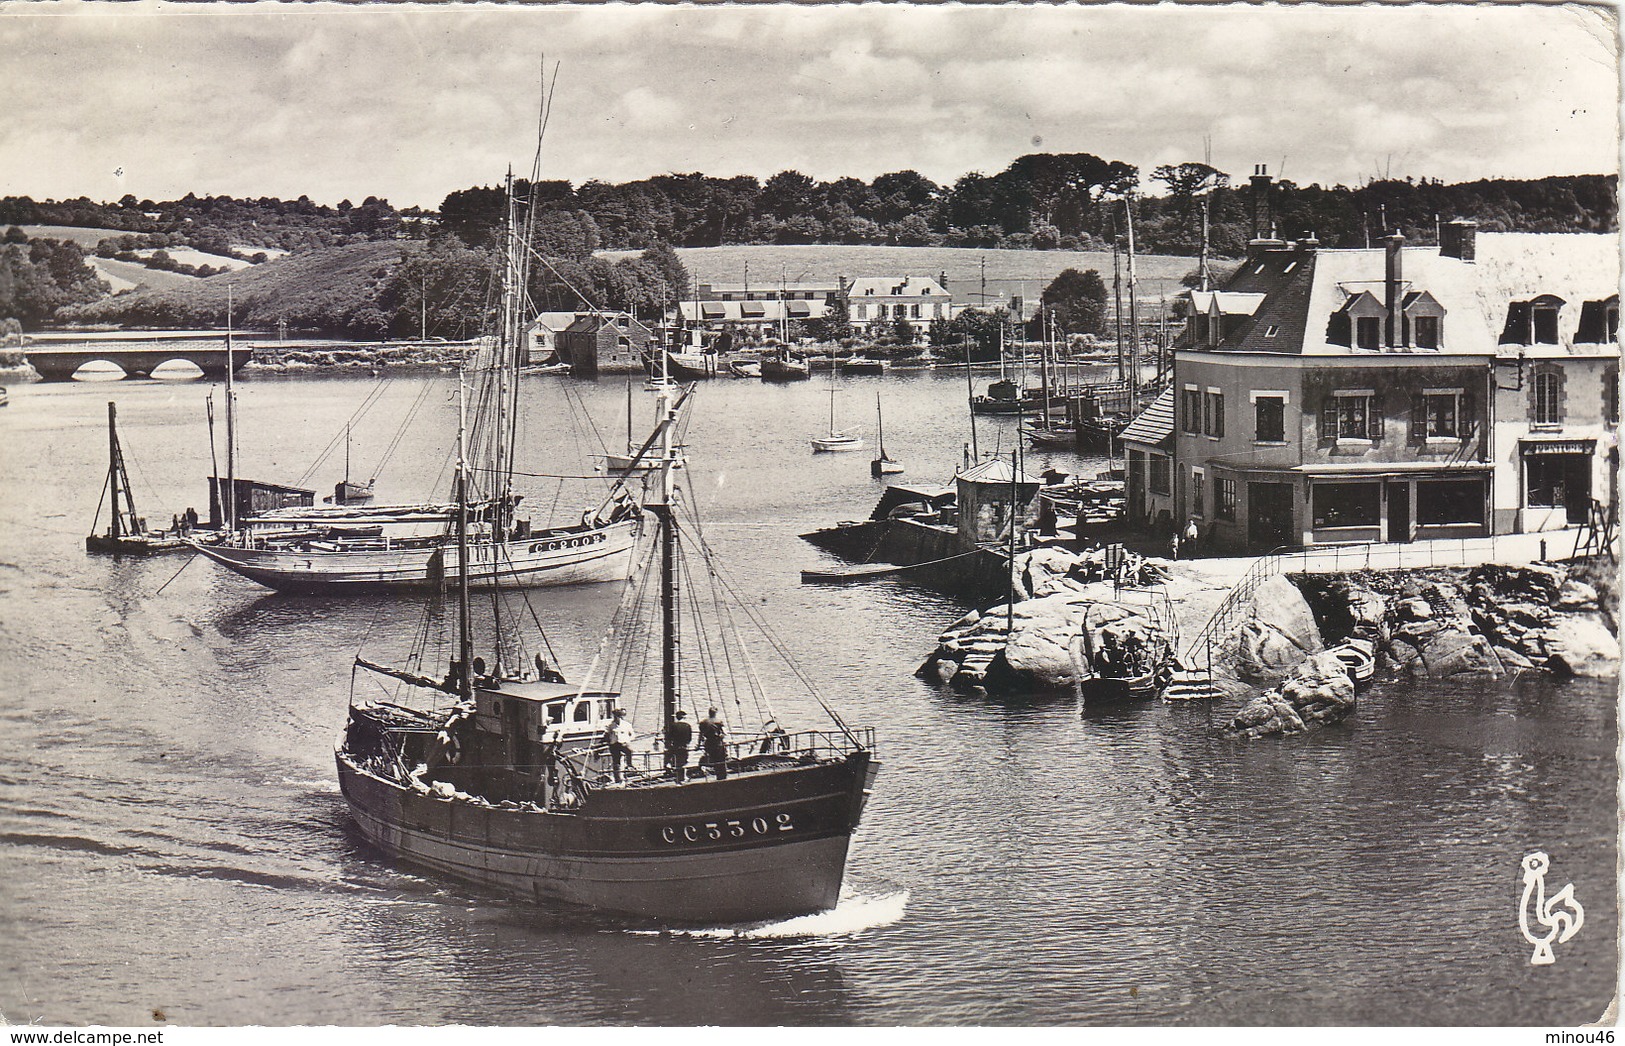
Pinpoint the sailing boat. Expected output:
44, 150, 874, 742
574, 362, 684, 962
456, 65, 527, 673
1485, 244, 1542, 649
608, 365, 686, 474
86, 401, 189, 555
331, 426, 375, 505
336, 376, 879, 923
189, 176, 643, 592
811, 369, 863, 452
1024, 308, 1078, 448
870, 392, 903, 476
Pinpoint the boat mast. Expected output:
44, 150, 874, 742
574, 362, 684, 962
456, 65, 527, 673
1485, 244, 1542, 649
655, 380, 680, 733
1125, 196, 1140, 400
455, 376, 474, 702
225, 284, 237, 532
875, 392, 886, 459
963, 337, 978, 463
107, 401, 139, 539
1112, 225, 1124, 384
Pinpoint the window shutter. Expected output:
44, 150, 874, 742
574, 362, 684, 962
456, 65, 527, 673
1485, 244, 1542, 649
1215, 395, 1224, 438
1367, 396, 1383, 441
1410, 394, 1425, 444
1460, 391, 1476, 437
1321, 400, 1338, 442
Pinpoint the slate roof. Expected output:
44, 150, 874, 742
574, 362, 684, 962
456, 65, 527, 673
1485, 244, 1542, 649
1188, 232, 1619, 357
1119, 386, 1175, 450
957, 458, 1042, 486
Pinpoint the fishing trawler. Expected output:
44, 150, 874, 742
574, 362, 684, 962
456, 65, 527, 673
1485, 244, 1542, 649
337, 373, 879, 923
189, 177, 642, 592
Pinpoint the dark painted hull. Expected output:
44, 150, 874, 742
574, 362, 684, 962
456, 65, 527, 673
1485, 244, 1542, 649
85, 533, 189, 555
337, 749, 878, 924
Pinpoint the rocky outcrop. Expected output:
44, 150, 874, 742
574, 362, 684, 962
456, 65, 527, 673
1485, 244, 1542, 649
1224, 650, 1357, 739
1234, 575, 1323, 682
920, 586, 1167, 695
1296, 562, 1617, 681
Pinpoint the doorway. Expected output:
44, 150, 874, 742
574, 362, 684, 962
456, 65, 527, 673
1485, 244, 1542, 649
1386, 480, 1412, 543
1247, 482, 1295, 549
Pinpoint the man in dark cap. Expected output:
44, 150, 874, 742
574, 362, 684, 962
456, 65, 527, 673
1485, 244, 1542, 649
698, 706, 728, 780
665, 709, 693, 782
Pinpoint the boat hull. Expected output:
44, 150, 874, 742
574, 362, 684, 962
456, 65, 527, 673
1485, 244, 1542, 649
812, 437, 864, 452
336, 749, 877, 923
760, 360, 810, 382
190, 518, 641, 592
85, 533, 190, 555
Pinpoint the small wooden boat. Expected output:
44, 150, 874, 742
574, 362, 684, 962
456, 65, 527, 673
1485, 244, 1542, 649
1025, 423, 1078, 448
664, 351, 717, 381
727, 358, 762, 379
86, 401, 190, 555
0, 386, 9, 407
1330, 638, 1376, 686
839, 356, 885, 375
329, 426, 374, 505
1076, 605, 1175, 704
760, 352, 810, 383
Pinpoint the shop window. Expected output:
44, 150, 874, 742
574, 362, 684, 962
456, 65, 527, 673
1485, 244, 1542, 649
1203, 390, 1224, 437
1216, 477, 1237, 521
1254, 396, 1285, 442
1149, 454, 1171, 495
1526, 456, 1577, 508
1312, 483, 1381, 529
1415, 479, 1485, 526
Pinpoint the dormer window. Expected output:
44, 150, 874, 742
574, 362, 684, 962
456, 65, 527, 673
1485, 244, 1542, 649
1356, 317, 1381, 349
1413, 315, 1440, 349
1575, 296, 1620, 344
1533, 301, 1560, 344
1504, 295, 1566, 345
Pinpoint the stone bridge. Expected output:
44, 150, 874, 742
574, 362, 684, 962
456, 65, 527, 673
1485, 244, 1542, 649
23, 335, 253, 381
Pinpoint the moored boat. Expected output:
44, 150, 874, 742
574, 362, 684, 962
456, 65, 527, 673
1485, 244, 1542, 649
760, 351, 810, 382
85, 401, 191, 555
839, 356, 885, 375
190, 174, 643, 593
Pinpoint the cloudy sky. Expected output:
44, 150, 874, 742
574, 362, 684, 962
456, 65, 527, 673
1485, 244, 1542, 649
1, 2, 1617, 209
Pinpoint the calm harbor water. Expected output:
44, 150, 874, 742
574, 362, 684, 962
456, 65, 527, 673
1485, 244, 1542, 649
0, 367, 1616, 1026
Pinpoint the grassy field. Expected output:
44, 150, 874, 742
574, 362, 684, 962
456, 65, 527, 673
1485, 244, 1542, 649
85, 256, 199, 294
600, 243, 1198, 305
19, 224, 129, 246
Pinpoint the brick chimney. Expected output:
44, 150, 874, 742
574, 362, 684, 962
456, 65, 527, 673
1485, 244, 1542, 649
1384, 232, 1405, 347
1440, 219, 1477, 261
1249, 164, 1275, 244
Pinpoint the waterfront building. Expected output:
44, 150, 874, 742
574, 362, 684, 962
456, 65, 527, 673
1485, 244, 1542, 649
672, 297, 830, 336
554, 311, 658, 378
525, 311, 581, 365
844, 275, 953, 339
955, 458, 1042, 547
694, 281, 841, 303
1137, 193, 1619, 552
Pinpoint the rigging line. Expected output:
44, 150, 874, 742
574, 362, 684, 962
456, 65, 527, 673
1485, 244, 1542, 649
294, 377, 394, 487
679, 497, 855, 741
677, 486, 771, 720
568, 533, 657, 700
372, 375, 438, 481
683, 508, 770, 726
152, 553, 198, 596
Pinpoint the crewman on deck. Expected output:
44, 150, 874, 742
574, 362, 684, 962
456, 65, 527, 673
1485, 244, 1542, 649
605, 709, 636, 783
665, 709, 693, 782
698, 707, 728, 780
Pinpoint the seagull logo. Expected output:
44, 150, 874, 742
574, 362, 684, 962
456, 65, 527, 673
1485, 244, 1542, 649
1519, 851, 1584, 966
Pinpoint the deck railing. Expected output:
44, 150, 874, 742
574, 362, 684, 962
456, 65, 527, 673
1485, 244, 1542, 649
592, 726, 876, 782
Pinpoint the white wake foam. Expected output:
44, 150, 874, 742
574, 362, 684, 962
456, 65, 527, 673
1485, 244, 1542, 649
632, 888, 909, 939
